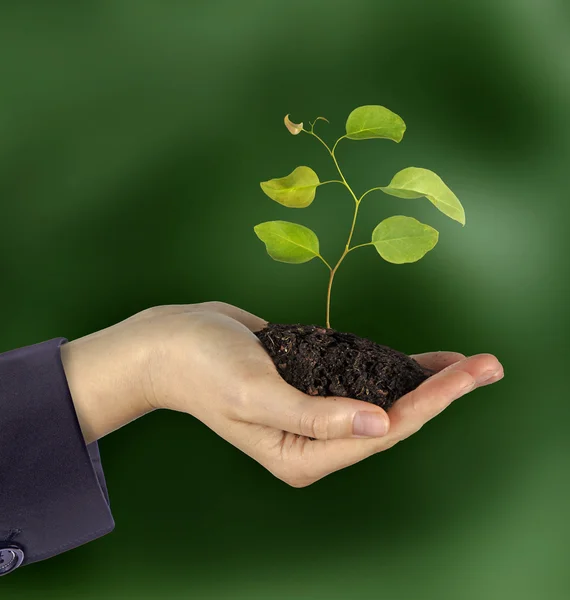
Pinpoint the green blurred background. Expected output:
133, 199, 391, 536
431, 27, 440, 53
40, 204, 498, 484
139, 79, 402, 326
1, 0, 568, 597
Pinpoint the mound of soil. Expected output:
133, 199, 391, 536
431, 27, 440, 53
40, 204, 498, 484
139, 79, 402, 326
255, 323, 431, 410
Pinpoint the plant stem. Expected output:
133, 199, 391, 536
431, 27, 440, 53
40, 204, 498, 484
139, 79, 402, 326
358, 186, 385, 202
324, 202, 360, 328
317, 255, 332, 270
308, 131, 358, 204
348, 242, 373, 253
304, 129, 372, 328
331, 135, 347, 155
345, 198, 361, 250
325, 262, 338, 329
318, 180, 345, 187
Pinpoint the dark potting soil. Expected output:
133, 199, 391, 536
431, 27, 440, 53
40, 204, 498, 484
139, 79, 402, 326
255, 323, 432, 410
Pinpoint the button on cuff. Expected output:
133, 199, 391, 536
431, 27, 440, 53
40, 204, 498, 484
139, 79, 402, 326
0, 544, 25, 576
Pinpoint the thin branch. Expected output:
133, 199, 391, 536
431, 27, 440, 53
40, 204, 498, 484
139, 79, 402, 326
318, 180, 345, 188
331, 134, 347, 155
359, 186, 386, 202
347, 242, 374, 253
318, 254, 332, 271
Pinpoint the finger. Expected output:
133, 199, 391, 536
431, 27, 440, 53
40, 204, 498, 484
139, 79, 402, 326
478, 365, 505, 387
261, 353, 467, 442
411, 351, 466, 373
386, 353, 502, 443
272, 435, 391, 486
269, 353, 503, 485
244, 375, 390, 441
197, 416, 382, 488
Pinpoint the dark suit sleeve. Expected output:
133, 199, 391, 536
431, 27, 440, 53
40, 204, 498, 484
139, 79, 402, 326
0, 338, 115, 575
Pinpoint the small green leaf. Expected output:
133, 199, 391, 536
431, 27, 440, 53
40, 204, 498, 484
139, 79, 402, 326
372, 216, 439, 264
380, 167, 466, 225
260, 166, 320, 208
284, 114, 303, 135
345, 105, 406, 142
254, 221, 320, 264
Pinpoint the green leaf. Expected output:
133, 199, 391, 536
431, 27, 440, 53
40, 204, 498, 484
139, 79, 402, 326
380, 167, 466, 225
260, 166, 320, 208
254, 221, 320, 264
372, 216, 439, 264
345, 105, 406, 142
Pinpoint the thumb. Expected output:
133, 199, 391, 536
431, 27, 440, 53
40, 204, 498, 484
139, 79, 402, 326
250, 378, 391, 440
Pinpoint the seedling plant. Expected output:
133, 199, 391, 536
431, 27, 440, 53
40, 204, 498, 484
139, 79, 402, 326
254, 105, 465, 328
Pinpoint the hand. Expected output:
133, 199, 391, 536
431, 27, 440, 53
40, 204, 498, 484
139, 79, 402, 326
61, 302, 504, 488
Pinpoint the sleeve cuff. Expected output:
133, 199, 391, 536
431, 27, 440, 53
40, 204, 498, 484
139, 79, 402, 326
0, 338, 115, 571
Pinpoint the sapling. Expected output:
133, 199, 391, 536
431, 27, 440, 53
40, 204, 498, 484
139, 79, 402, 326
253, 105, 465, 409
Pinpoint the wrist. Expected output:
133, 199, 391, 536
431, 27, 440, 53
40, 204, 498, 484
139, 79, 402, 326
60, 327, 155, 444
136, 308, 223, 416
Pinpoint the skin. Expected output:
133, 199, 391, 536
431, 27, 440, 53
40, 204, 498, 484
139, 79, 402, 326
60, 301, 504, 488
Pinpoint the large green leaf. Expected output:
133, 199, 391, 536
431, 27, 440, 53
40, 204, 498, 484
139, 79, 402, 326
380, 167, 465, 225
260, 166, 320, 208
372, 216, 439, 264
345, 105, 406, 142
254, 221, 320, 264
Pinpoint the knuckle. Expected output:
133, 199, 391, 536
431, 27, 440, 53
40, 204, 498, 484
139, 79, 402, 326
405, 389, 431, 423
408, 390, 423, 416
135, 305, 166, 319
281, 469, 314, 488
300, 412, 331, 440
221, 385, 252, 421
273, 457, 316, 489
287, 478, 313, 489
198, 300, 231, 313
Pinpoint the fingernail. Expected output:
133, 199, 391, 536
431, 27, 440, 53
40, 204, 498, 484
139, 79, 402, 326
353, 412, 389, 437
477, 368, 503, 385
479, 368, 504, 386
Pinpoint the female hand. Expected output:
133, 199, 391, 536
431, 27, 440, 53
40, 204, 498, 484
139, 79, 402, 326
61, 302, 503, 487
